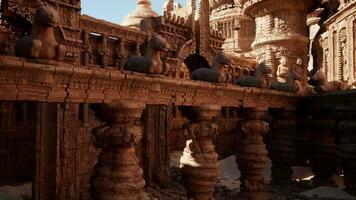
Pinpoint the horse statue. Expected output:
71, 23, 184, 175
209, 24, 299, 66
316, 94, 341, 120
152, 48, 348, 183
124, 33, 169, 75
190, 52, 232, 83
235, 63, 272, 88
310, 69, 350, 92
15, 1, 65, 61
271, 70, 303, 92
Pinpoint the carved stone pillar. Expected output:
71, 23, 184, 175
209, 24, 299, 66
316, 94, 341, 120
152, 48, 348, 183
236, 108, 269, 200
180, 105, 221, 200
100, 34, 108, 67
309, 108, 336, 186
337, 104, 356, 190
82, 30, 91, 66
269, 109, 296, 183
90, 101, 146, 200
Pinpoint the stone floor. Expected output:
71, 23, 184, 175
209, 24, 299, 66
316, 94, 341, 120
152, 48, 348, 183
144, 168, 356, 200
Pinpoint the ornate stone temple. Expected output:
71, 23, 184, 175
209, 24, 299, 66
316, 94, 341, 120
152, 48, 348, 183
318, 0, 356, 84
0, 0, 355, 200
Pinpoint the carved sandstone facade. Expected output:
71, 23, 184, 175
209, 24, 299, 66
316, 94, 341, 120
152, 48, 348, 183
0, 0, 356, 200
319, 1, 356, 84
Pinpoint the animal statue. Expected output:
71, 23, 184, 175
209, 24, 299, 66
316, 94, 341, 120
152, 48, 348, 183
295, 80, 315, 96
190, 52, 232, 83
235, 63, 272, 88
271, 70, 303, 92
311, 69, 350, 92
124, 33, 169, 75
15, 2, 65, 61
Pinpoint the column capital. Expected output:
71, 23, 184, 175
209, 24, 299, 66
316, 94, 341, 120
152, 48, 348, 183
242, 107, 268, 120
94, 100, 146, 123
91, 101, 146, 147
194, 105, 221, 121
269, 108, 296, 119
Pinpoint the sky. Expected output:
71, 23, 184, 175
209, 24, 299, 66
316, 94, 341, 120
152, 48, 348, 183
81, 0, 186, 25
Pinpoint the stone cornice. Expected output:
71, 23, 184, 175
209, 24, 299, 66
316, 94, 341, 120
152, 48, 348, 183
244, 0, 312, 17
0, 56, 298, 109
324, 1, 356, 27
302, 90, 356, 109
252, 35, 310, 48
80, 15, 148, 43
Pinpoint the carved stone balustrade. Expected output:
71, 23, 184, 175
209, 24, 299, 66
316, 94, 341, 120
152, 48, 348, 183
309, 107, 337, 186
337, 104, 356, 190
236, 107, 269, 200
0, 56, 297, 108
90, 100, 146, 200
269, 108, 297, 183
180, 105, 221, 200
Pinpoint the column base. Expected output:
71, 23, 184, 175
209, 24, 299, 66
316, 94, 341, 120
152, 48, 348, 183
238, 191, 269, 200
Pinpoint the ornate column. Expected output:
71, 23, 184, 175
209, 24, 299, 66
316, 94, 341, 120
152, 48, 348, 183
180, 105, 221, 200
309, 107, 336, 186
236, 108, 269, 200
82, 30, 91, 66
269, 109, 297, 183
100, 34, 108, 67
90, 101, 146, 200
337, 104, 356, 190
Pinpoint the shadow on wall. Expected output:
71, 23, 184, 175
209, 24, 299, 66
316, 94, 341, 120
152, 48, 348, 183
184, 54, 210, 73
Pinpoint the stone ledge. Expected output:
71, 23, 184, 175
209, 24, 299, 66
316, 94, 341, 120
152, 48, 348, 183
0, 56, 298, 108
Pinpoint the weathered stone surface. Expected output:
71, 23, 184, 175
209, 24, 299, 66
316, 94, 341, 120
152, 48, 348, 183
269, 109, 297, 183
180, 105, 221, 200
300, 187, 356, 200
90, 101, 146, 200
236, 108, 269, 200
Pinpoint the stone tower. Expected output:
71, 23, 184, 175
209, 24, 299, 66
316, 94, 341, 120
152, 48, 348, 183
244, 0, 313, 82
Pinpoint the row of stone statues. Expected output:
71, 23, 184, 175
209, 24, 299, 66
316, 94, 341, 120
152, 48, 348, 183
13, 3, 354, 96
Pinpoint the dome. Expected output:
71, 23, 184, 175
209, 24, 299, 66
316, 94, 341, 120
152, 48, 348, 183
122, 0, 158, 29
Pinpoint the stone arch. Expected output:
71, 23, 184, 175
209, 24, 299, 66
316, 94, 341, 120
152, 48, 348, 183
184, 54, 210, 72
175, 40, 196, 68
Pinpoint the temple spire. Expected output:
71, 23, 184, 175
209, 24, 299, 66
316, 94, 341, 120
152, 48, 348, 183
163, 0, 174, 13
122, 0, 158, 29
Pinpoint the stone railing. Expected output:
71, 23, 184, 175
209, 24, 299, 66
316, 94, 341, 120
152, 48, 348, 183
0, 56, 297, 108
339, 0, 356, 10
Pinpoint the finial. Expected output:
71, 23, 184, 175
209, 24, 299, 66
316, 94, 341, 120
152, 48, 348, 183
163, 0, 174, 13
138, 0, 151, 6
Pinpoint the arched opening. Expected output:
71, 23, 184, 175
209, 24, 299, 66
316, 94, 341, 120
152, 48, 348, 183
184, 53, 210, 73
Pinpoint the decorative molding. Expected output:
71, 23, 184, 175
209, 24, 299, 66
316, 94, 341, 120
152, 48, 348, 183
0, 56, 298, 109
